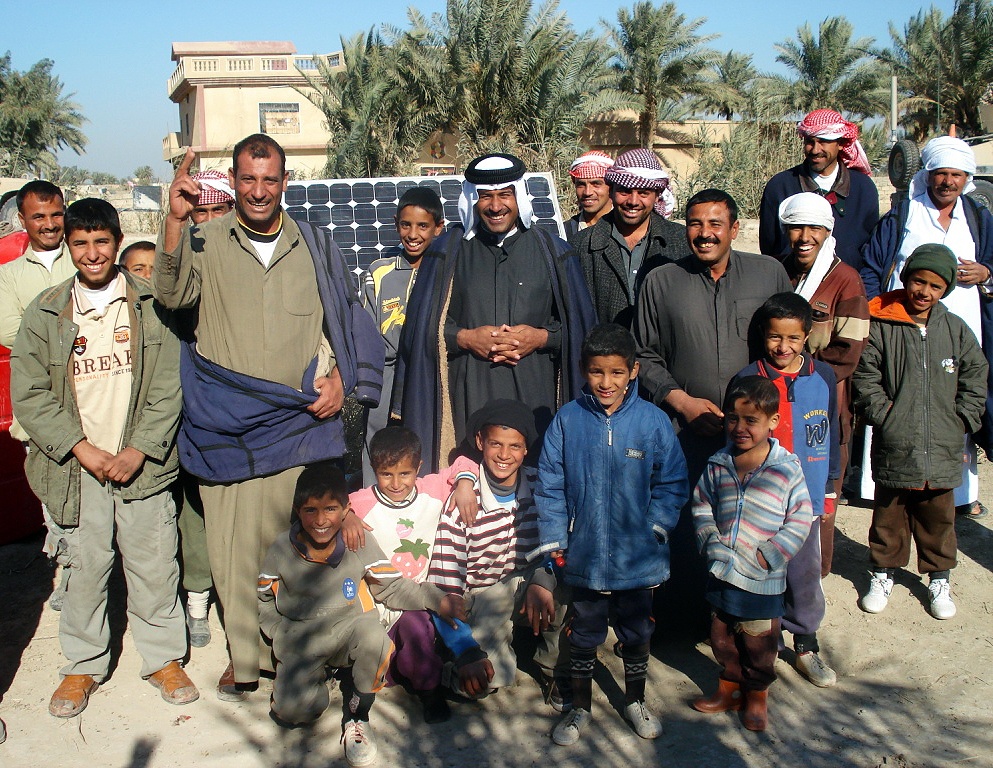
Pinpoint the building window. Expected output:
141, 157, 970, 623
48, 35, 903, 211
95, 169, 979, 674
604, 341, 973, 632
185, 114, 190, 139
259, 102, 301, 135
295, 57, 318, 71
327, 53, 341, 67
261, 58, 288, 71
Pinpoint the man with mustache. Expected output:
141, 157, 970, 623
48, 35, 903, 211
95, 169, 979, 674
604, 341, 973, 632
861, 135, 993, 520
635, 189, 792, 476
0, 180, 77, 611
394, 153, 595, 471
155, 134, 383, 702
634, 189, 792, 625
759, 109, 879, 269
564, 151, 614, 244
574, 149, 686, 329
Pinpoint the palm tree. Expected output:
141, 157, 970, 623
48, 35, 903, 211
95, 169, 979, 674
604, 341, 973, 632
885, 0, 993, 139
604, 1, 722, 148
697, 51, 757, 120
0, 53, 87, 176
761, 16, 888, 120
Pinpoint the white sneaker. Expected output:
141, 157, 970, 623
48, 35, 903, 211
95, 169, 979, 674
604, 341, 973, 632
928, 578, 956, 620
552, 707, 591, 746
624, 700, 663, 739
795, 651, 837, 687
860, 571, 894, 613
341, 719, 377, 767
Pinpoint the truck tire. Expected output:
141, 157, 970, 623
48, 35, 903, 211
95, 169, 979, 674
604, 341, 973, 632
0, 192, 19, 230
968, 179, 993, 213
888, 139, 922, 190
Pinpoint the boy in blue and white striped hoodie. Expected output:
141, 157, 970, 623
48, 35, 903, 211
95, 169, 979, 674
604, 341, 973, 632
691, 376, 812, 732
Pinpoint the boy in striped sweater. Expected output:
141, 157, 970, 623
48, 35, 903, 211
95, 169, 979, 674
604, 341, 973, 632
691, 377, 812, 731
427, 399, 564, 701
735, 293, 840, 688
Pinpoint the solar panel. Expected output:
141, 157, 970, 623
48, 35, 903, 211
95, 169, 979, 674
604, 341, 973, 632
284, 173, 566, 274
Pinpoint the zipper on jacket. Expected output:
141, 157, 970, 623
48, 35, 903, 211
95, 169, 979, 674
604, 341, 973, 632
606, 416, 612, 446
920, 325, 931, 478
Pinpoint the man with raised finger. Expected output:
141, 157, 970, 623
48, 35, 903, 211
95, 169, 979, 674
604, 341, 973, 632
153, 135, 383, 700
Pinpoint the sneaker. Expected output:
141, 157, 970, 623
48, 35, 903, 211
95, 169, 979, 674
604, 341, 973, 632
860, 571, 893, 613
624, 700, 663, 739
795, 651, 837, 687
552, 707, 591, 746
341, 719, 377, 767
928, 578, 956, 619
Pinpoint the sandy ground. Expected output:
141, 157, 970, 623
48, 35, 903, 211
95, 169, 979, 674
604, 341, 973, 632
1, 482, 991, 768
2, 223, 991, 767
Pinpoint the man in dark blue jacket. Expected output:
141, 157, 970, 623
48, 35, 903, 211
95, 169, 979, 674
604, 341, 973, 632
759, 109, 879, 269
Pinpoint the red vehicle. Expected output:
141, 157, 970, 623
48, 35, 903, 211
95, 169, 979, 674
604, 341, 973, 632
0, 228, 43, 544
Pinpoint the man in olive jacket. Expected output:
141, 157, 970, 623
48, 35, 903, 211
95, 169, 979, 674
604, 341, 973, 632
11, 198, 192, 718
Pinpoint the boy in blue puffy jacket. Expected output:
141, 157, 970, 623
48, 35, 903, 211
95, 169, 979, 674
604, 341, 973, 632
535, 323, 688, 746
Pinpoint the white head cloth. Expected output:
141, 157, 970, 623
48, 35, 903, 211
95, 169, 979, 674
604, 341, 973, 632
458, 156, 534, 240
778, 193, 838, 302
909, 136, 977, 199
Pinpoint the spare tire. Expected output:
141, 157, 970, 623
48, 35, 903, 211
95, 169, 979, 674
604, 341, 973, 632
968, 178, 993, 213
888, 139, 922, 190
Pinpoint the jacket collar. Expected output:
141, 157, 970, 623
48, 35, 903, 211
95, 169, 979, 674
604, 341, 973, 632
581, 376, 641, 417
35, 269, 152, 315
798, 161, 852, 198
869, 289, 946, 326
590, 211, 669, 252
755, 354, 815, 380
709, 437, 792, 471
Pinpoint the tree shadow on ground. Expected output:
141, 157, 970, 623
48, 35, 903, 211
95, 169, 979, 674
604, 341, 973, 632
0, 532, 53, 700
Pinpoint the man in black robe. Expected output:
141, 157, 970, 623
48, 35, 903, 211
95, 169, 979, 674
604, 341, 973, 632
393, 153, 595, 470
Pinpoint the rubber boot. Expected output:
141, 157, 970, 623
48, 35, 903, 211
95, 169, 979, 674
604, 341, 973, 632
741, 688, 768, 731
692, 679, 742, 713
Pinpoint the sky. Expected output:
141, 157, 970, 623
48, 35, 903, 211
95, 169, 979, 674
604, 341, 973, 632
4, 0, 957, 180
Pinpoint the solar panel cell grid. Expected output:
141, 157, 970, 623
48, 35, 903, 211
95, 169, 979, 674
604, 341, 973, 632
284, 173, 565, 273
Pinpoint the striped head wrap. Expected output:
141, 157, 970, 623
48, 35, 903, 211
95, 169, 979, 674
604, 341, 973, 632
603, 148, 676, 219
797, 109, 871, 175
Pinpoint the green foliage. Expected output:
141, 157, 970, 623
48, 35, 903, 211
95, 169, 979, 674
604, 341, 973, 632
759, 16, 888, 120
132, 165, 155, 184
51, 165, 120, 187
0, 52, 87, 176
605, 1, 723, 147
680, 121, 800, 218
884, 0, 993, 139
696, 52, 758, 120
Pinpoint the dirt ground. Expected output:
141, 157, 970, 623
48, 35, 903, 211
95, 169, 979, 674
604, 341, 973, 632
2, 223, 991, 767
1, 477, 991, 768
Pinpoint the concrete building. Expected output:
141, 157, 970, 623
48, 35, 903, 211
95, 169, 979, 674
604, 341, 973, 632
162, 41, 343, 179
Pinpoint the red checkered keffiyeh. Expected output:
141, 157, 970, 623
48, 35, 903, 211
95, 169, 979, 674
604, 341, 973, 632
796, 109, 871, 175
603, 148, 676, 218
568, 151, 614, 179
192, 170, 235, 206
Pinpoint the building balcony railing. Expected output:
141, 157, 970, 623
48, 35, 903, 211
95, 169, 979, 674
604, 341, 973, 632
168, 53, 341, 96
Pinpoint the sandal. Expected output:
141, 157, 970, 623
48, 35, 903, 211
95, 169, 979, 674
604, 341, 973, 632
956, 502, 989, 519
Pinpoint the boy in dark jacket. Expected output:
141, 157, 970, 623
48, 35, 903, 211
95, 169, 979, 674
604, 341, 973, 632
735, 293, 839, 687
11, 199, 195, 718
853, 244, 987, 620
536, 323, 688, 745
259, 463, 463, 766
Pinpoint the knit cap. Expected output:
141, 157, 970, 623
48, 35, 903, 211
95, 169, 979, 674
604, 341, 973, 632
466, 399, 537, 445
900, 243, 957, 297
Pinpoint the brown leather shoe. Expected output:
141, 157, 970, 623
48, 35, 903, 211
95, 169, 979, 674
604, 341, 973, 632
217, 661, 258, 702
147, 661, 199, 705
49, 674, 99, 718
